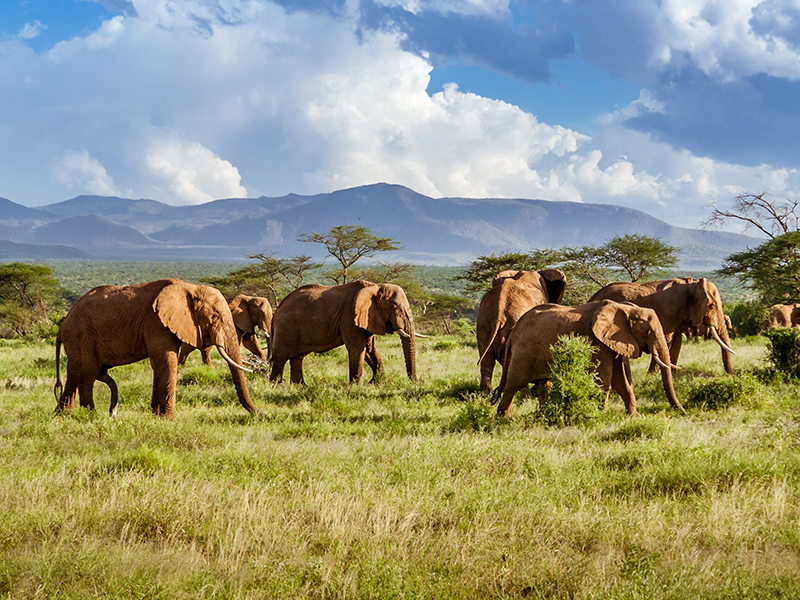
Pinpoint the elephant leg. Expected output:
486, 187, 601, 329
150, 353, 178, 418
201, 347, 213, 366
611, 356, 639, 416
365, 336, 384, 383
78, 377, 96, 410
290, 357, 305, 385
58, 376, 78, 412
669, 331, 683, 367
479, 352, 495, 394
269, 357, 286, 383
177, 343, 192, 366
348, 342, 367, 384
97, 369, 119, 417
495, 368, 532, 418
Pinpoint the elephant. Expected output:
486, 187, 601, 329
54, 279, 259, 418
269, 280, 420, 385
687, 314, 733, 341
763, 303, 800, 330
494, 300, 684, 418
590, 277, 735, 375
179, 294, 272, 366
476, 269, 567, 392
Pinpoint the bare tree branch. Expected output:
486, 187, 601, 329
702, 192, 800, 239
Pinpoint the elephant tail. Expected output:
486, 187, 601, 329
53, 331, 63, 405
477, 322, 502, 366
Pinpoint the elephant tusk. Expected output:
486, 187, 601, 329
653, 354, 672, 370
217, 346, 253, 373
397, 329, 411, 338
414, 332, 430, 338
710, 326, 737, 355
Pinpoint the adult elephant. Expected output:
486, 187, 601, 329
179, 294, 272, 366
269, 280, 420, 384
763, 303, 800, 329
494, 300, 684, 418
476, 269, 567, 392
54, 279, 258, 418
590, 277, 735, 374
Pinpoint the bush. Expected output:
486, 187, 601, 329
766, 327, 800, 379
535, 334, 603, 428
449, 397, 495, 433
685, 374, 767, 411
727, 300, 768, 337
179, 365, 222, 386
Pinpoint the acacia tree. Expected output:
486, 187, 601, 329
202, 253, 321, 306
0, 263, 65, 337
456, 249, 563, 294
298, 225, 402, 284
703, 192, 800, 239
717, 231, 800, 305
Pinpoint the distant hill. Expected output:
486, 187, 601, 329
0, 184, 760, 268
0, 239, 89, 260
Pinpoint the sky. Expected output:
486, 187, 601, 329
1, 0, 798, 229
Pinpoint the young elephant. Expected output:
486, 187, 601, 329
270, 280, 420, 384
54, 279, 258, 418
179, 294, 272, 366
494, 300, 684, 418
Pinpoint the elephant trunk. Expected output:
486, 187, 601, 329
655, 338, 685, 414
218, 336, 260, 414
401, 329, 417, 382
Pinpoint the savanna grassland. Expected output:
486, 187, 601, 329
1, 331, 800, 599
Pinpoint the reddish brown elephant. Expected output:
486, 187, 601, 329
270, 281, 420, 384
494, 300, 684, 418
179, 294, 272, 366
763, 303, 800, 330
54, 279, 258, 418
590, 277, 735, 374
476, 269, 567, 392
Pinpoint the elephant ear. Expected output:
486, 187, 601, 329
153, 282, 202, 347
591, 302, 641, 358
688, 278, 710, 326
539, 269, 567, 304
354, 285, 386, 335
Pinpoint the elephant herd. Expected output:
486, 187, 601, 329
54, 279, 420, 418
53, 271, 739, 420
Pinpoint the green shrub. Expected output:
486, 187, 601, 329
449, 396, 495, 432
433, 340, 459, 352
535, 334, 603, 428
765, 327, 800, 378
728, 300, 768, 337
685, 374, 767, 410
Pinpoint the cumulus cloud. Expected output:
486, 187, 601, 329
0, 0, 797, 230
53, 150, 121, 196
146, 138, 248, 205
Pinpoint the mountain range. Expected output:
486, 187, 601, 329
0, 183, 758, 269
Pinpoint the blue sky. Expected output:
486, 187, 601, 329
1, 0, 798, 229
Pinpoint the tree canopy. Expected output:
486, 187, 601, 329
456, 249, 563, 294
0, 262, 65, 337
717, 231, 800, 305
703, 192, 800, 239
298, 225, 402, 284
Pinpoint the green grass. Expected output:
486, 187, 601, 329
1, 335, 800, 598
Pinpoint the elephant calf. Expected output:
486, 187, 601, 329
179, 294, 273, 366
494, 300, 684, 418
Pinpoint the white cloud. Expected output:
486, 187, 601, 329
17, 21, 46, 40
0, 0, 797, 231
146, 138, 248, 205
373, 0, 509, 17
47, 15, 125, 63
53, 150, 121, 196
648, 0, 800, 80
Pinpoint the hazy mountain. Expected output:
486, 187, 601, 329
0, 184, 760, 268
0, 239, 89, 260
